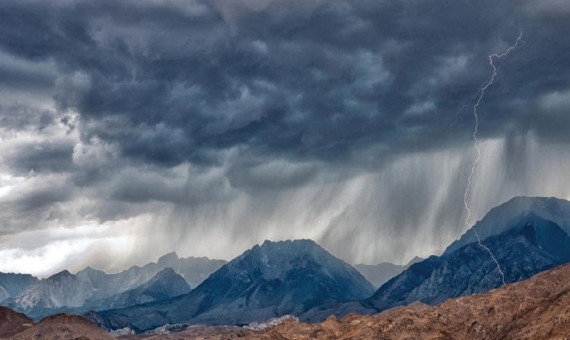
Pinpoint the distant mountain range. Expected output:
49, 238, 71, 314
0, 253, 226, 320
86, 196, 570, 332
3, 196, 570, 335
0, 273, 38, 303
82, 268, 191, 311
3, 262, 569, 339
355, 256, 423, 288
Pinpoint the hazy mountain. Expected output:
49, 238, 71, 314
90, 239, 375, 332
6, 270, 94, 319
5, 263, 570, 339
6, 254, 224, 320
366, 213, 570, 312
138, 252, 227, 289
75, 252, 225, 296
0, 273, 39, 303
86, 268, 190, 311
445, 196, 570, 254
355, 256, 423, 288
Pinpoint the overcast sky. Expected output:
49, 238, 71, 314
1, 0, 570, 277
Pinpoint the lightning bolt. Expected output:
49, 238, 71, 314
463, 32, 524, 286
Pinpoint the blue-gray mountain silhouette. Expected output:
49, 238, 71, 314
90, 239, 375, 332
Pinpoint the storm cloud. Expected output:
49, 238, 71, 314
1, 0, 570, 275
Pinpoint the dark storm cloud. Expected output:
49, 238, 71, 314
0, 103, 56, 132
0, 175, 73, 234
4, 0, 568, 172
3, 139, 75, 173
2, 0, 570, 273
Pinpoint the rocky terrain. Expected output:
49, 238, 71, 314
29, 261, 563, 340
90, 239, 375, 331
1, 245, 569, 339
445, 196, 570, 254
0, 312, 114, 340
0, 306, 33, 338
2, 197, 570, 338
242, 262, 570, 340
366, 213, 570, 312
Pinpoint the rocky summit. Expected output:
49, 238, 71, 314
366, 213, 570, 312
90, 239, 375, 332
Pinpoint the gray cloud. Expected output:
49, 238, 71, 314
1, 0, 540, 167
0, 0, 569, 275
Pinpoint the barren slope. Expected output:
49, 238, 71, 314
11, 313, 115, 340
250, 262, 570, 340
0, 306, 34, 338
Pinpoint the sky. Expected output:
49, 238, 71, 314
1, 0, 570, 277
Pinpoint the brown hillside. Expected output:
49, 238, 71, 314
4, 263, 570, 340
251, 263, 570, 340
11, 313, 115, 340
0, 306, 34, 338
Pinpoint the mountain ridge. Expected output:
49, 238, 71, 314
445, 196, 570, 254
2, 253, 225, 320
365, 212, 570, 312
90, 239, 375, 332
246, 262, 570, 340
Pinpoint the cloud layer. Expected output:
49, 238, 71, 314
1, 0, 570, 275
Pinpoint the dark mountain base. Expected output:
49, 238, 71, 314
88, 262, 570, 339
238, 262, 570, 340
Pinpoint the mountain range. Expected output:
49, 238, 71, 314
0, 253, 226, 320
2, 261, 569, 339
1, 196, 570, 335
0, 273, 38, 304
245, 262, 570, 340
365, 213, 570, 311
444, 196, 570, 254
87, 196, 570, 333
90, 239, 375, 332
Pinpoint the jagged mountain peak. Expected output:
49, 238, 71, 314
77, 266, 102, 273
367, 212, 570, 312
47, 270, 73, 281
407, 256, 423, 266
75, 266, 106, 280
228, 239, 349, 281
445, 196, 570, 254
92, 239, 374, 331
150, 267, 179, 281
157, 252, 180, 266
